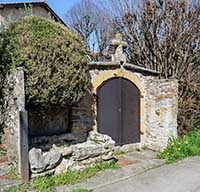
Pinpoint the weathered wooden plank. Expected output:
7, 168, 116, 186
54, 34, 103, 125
19, 110, 29, 182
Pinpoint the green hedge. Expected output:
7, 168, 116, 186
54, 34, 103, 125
0, 16, 89, 110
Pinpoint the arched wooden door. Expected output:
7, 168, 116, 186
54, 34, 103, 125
97, 77, 140, 145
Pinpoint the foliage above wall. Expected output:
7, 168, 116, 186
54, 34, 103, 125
0, 16, 89, 110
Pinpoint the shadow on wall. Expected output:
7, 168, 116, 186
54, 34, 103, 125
28, 90, 95, 151
29, 107, 70, 137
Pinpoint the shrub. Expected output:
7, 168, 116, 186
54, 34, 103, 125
158, 130, 200, 163
0, 16, 89, 111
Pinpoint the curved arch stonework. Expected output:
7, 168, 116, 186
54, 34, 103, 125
91, 68, 145, 144
92, 69, 144, 95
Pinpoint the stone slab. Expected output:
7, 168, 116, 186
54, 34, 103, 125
123, 150, 157, 160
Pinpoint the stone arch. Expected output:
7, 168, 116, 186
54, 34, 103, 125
92, 69, 144, 95
91, 68, 145, 144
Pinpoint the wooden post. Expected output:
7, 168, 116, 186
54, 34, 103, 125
19, 110, 29, 182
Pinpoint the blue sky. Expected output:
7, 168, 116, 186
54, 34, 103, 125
0, 0, 79, 22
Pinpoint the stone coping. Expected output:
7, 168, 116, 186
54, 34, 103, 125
88, 62, 121, 70
124, 63, 160, 75
88, 62, 160, 76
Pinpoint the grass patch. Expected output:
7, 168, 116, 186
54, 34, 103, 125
5, 160, 118, 192
31, 160, 118, 191
71, 189, 90, 192
158, 129, 200, 163
4, 184, 29, 192
113, 149, 127, 156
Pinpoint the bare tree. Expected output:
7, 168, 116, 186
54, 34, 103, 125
109, 0, 200, 135
66, 0, 112, 56
95, 11, 112, 54
178, 65, 200, 135
66, 0, 96, 50
110, 0, 200, 79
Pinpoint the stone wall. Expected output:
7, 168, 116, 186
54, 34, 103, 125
69, 91, 94, 143
29, 131, 116, 178
88, 66, 178, 151
29, 90, 94, 150
0, 64, 178, 178
144, 79, 178, 150
29, 108, 70, 137
1, 66, 178, 164
1, 68, 25, 165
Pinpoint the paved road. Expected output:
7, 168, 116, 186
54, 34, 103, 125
94, 157, 200, 192
57, 153, 200, 192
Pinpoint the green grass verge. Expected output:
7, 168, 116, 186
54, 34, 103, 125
5, 160, 118, 192
113, 149, 127, 156
71, 189, 90, 192
158, 129, 200, 163
4, 184, 29, 192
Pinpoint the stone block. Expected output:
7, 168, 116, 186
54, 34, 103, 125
29, 148, 62, 174
55, 159, 74, 175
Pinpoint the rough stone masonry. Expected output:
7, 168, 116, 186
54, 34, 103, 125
0, 34, 178, 178
88, 66, 178, 151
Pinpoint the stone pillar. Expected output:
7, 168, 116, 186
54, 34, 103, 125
145, 79, 178, 150
1, 68, 26, 170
